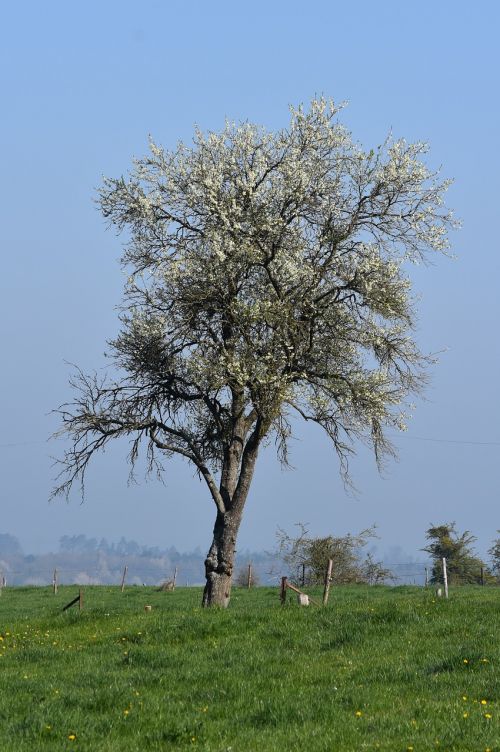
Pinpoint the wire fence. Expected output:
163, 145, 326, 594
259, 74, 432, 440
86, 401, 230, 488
0, 559, 454, 587
0, 567, 188, 588
0, 560, 497, 589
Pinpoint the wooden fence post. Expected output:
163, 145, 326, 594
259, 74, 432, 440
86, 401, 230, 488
481, 566, 485, 586
322, 559, 333, 606
120, 565, 128, 592
442, 557, 448, 598
173, 567, 178, 590
301, 563, 306, 588
280, 576, 288, 604
425, 567, 429, 587
62, 591, 83, 613
0, 572, 3, 597
247, 563, 252, 589
52, 569, 58, 595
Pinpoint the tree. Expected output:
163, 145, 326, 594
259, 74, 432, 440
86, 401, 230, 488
361, 552, 394, 586
59, 534, 98, 553
488, 532, 500, 581
275, 524, 392, 585
53, 97, 455, 607
0, 533, 22, 556
423, 523, 491, 585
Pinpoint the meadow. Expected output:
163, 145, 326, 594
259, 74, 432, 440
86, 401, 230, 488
0, 584, 498, 751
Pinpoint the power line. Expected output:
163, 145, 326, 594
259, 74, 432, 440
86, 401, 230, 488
1, 433, 500, 450
0, 440, 48, 448
396, 434, 500, 447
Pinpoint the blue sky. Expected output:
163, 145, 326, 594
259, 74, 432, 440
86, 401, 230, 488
1, 1, 499, 560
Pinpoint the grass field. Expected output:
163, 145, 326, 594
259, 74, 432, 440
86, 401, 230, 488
0, 584, 499, 751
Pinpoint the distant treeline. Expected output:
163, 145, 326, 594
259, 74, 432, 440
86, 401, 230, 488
0, 533, 278, 587
1, 531, 435, 588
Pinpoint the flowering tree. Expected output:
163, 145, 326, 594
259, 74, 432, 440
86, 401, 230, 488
53, 98, 455, 606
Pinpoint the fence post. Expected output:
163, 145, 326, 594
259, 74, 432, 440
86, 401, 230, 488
247, 563, 252, 589
425, 567, 429, 587
322, 559, 333, 606
301, 563, 306, 588
120, 565, 128, 593
52, 569, 58, 595
0, 571, 3, 597
62, 591, 83, 613
442, 557, 448, 598
280, 576, 288, 605
481, 566, 485, 586
173, 567, 178, 591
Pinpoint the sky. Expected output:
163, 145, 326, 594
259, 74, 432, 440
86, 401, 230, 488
1, 0, 499, 562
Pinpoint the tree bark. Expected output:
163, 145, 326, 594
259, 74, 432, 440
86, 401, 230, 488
202, 415, 262, 607
202, 509, 243, 607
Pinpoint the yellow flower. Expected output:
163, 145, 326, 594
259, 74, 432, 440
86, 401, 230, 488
463, 712, 468, 718
123, 709, 130, 716
355, 710, 362, 717
484, 713, 492, 719
463, 659, 469, 664
462, 695, 467, 701
481, 700, 488, 705
68, 734, 76, 741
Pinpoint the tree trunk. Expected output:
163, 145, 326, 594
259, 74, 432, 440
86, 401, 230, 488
202, 415, 262, 607
202, 509, 242, 607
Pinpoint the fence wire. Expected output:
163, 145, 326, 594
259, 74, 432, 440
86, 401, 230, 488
0, 561, 495, 589
0, 564, 423, 588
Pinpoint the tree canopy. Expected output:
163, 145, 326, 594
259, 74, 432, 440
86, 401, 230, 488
423, 523, 491, 585
53, 98, 455, 605
488, 532, 500, 582
275, 523, 392, 586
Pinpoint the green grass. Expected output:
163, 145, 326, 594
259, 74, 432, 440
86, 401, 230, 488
0, 585, 499, 751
